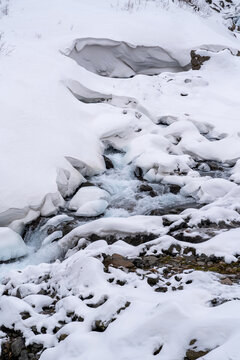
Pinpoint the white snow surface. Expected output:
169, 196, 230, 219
68, 186, 110, 216
0, 227, 28, 261
0, 0, 240, 221
1, 0, 240, 359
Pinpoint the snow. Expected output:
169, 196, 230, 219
0, 227, 28, 261
68, 186, 110, 217
0, 0, 240, 222
1, 0, 240, 359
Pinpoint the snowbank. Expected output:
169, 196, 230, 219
0, 0, 240, 222
0, 227, 28, 261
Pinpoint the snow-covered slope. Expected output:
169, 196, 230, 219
1, 0, 240, 359
0, 0, 239, 223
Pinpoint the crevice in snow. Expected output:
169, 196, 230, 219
67, 38, 191, 78
65, 79, 156, 122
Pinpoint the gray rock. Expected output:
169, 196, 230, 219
11, 337, 25, 357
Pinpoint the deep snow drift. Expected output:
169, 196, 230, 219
1, 0, 240, 359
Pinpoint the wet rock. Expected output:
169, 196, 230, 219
80, 181, 95, 188
169, 184, 181, 194
139, 184, 153, 192
103, 155, 114, 170
134, 166, 143, 180
149, 190, 158, 197
191, 50, 210, 70
103, 254, 135, 269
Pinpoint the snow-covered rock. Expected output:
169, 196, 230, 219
0, 227, 28, 262
68, 186, 110, 217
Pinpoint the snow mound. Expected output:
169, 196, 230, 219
69, 38, 189, 78
0, 227, 28, 262
60, 215, 164, 248
68, 186, 110, 217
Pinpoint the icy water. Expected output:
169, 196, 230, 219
0, 149, 232, 279
0, 150, 203, 279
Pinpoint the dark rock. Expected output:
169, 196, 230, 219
116, 301, 131, 314
116, 280, 127, 286
139, 184, 153, 192
149, 190, 158, 197
92, 320, 107, 332
191, 50, 210, 70
58, 334, 68, 342
28, 343, 43, 353
147, 277, 159, 286
103, 155, 114, 169
31, 326, 39, 335
40, 327, 47, 334
53, 326, 61, 334
183, 247, 196, 256
80, 181, 95, 188
19, 350, 29, 360
86, 296, 108, 308
134, 167, 143, 180
155, 286, 168, 293
153, 345, 163, 355
142, 255, 159, 267
169, 184, 181, 194
185, 349, 210, 360
132, 258, 143, 268
20, 312, 31, 320
189, 339, 197, 346
11, 337, 25, 357
163, 244, 181, 256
